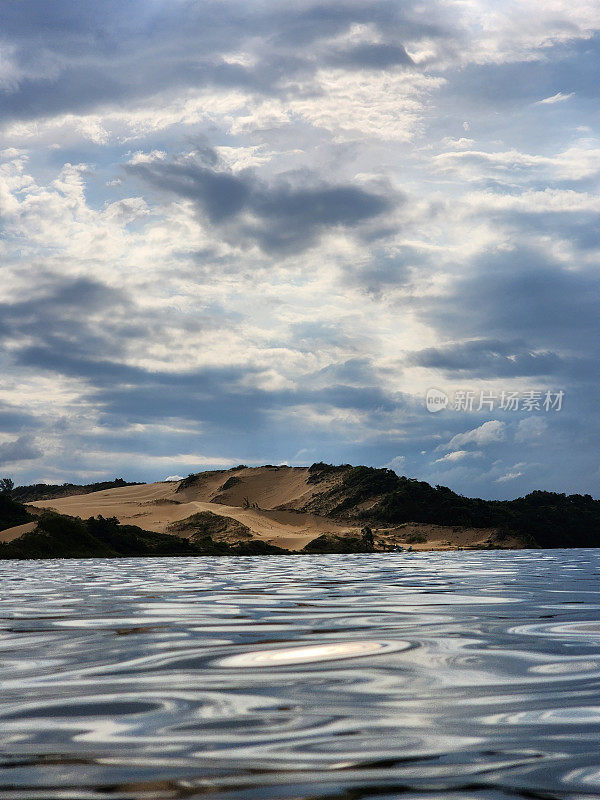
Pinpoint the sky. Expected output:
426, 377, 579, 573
0, 0, 599, 499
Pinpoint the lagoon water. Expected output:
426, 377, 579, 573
2, 551, 600, 799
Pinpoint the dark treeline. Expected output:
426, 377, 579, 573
308, 464, 600, 548
0, 512, 289, 559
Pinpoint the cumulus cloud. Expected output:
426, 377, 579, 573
0, 0, 599, 499
434, 450, 482, 463
445, 421, 506, 451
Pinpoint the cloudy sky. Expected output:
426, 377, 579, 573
1, 0, 599, 498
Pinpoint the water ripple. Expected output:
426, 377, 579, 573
1, 550, 600, 799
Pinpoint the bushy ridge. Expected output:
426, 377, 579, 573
2, 465, 599, 555
12, 478, 143, 503
307, 462, 351, 484
302, 526, 375, 554
310, 465, 600, 548
168, 510, 252, 540
0, 511, 290, 559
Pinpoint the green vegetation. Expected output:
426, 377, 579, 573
307, 462, 350, 484
168, 510, 251, 540
0, 491, 31, 532
302, 524, 375, 554
2, 465, 599, 557
405, 533, 428, 544
309, 464, 600, 548
302, 532, 374, 554
0, 513, 199, 559
0, 477, 15, 494
0, 511, 290, 559
176, 473, 204, 491
219, 476, 242, 491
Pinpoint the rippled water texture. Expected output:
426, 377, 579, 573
2, 551, 600, 799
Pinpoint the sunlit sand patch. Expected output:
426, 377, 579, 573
218, 640, 410, 667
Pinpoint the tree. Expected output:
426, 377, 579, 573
0, 478, 14, 495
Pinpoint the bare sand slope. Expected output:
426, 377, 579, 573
29, 478, 360, 551
0, 521, 37, 543
175, 466, 316, 509
26, 467, 521, 551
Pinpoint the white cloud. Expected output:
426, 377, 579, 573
434, 449, 482, 463
536, 92, 574, 104
434, 142, 600, 182
445, 421, 506, 451
0, 0, 599, 497
495, 470, 523, 483
387, 455, 406, 472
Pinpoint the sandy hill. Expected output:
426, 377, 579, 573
20, 465, 521, 552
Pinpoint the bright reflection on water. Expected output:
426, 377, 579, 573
1, 550, 600, 799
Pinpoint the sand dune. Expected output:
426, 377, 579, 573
175, 465, 318, 508
23, 466, 520, 552
28, 470, 361, 551
0, 521, 37, 543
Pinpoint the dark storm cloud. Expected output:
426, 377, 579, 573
0, 0, 445, 124
0, 406, 40, 435
405, 248, 600, 419
418, 248, 600, 355
487, 208, 600, 251
1, 274, 397, 434
344, 248, 420, 294
409, 339, 569, 378
15, 342, 395, 429
0, 276, 135, 360
272, 2, 449, 47
0, 435, 42, 465
127, 155, 393, 253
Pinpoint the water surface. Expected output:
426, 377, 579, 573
1, 550, 600, 799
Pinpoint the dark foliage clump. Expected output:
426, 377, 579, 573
504, 491, 600, 548
175, 473, 204, 492
356, 478, 600, 548
0, 477, 15, 495
302, 532, 375, 554
324, 466, 399, 513
0, 492, 32, 532
0, 512, 200, 559
219, 476, 241, 491
307, 462, 351, 484
229, 540, 290, 555
0, 511, 291, 560
169, 511, 251, 540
